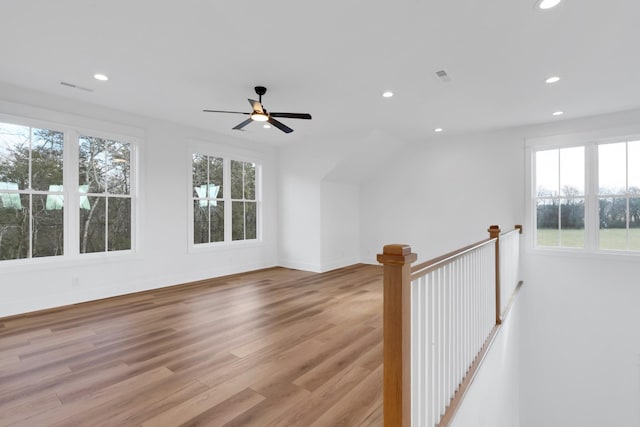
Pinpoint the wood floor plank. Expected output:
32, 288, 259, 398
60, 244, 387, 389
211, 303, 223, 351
222, 383, 311, 426
17, 367, 175, 426
309, 364, 383, 427
0, 264, 384, 427
293, 327, 382, 391
228, 318, 335, 358
0, 389, 61, 426
58, 378, 209, 427
178, 387, 265, 427
139, 383, 261, 427
265, 364, 374, 426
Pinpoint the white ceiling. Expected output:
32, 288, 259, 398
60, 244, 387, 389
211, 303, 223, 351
2, 0, 640, 145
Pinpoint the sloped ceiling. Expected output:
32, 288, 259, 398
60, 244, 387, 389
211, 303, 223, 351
2, 0, 640, 146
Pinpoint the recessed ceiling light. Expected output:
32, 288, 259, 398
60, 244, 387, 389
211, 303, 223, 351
434, 128, 443, 133
536, 0, 561, 10
263, 124, 271, 129
552, 111, 564, 116
545, 76, 560, 84
382, 91, 394, 98
94, 73, 109, 81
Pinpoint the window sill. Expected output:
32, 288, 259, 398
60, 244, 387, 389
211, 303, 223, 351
527, 246, 640, 262
188, 239, 264, 254
0, 250, 142, 273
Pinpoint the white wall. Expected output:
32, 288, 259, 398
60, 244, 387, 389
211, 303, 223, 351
520, 254, 640, 427
451, 288, 522, 427
321, 180, 360, 271
278, 176, 360, 273
0, 83, 279, 317
278, 172, 322, 271
359, 130, 525, 264
278, 129, 404, 272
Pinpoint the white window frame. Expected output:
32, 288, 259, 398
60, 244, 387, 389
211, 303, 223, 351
0, 112, 141, 266
0, 119, 66, 260
75, 129, 139, 257
229, 159, 259, 242
526, 130, 640, 257
187, 142, 262, 251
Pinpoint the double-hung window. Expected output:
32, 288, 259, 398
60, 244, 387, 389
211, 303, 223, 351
79, 135, 133, 253
534, 146, 585, 248
0, 118, 137, 262
531, 137, 640, 253
192, 153, 259, 245
230, 160, 257, 241
597, 140, 640, 251
0, 123, 64, 260
193, 155, 225, 244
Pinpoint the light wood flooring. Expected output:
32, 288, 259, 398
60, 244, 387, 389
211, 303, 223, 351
0, 264, 384, 426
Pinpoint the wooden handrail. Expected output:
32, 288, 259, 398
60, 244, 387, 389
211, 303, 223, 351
500, 227, 522, 238
410, 238, 495, 280
377, 244, 417, 427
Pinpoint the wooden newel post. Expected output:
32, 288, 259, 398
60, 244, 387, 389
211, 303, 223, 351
488, 225, 502, 325
377, 244, 417, 427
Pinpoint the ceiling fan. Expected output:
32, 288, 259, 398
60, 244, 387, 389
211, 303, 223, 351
203, 86, 312, 134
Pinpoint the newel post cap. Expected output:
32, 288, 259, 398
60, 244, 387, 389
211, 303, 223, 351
488, 225, 501, 238
377, 244, 417, 265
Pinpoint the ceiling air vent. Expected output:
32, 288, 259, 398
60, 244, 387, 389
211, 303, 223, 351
435, 70, 451, 83
60, 81, 94, 92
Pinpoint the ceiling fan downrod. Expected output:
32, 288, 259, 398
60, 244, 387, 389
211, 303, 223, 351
255, 86, 267, 104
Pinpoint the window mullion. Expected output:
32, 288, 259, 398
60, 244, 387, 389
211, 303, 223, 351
104, 196, 109, 252
65, 129, 80, 256
242, 162, 246, 240
255, 165, 260, 241
27, 129, 33, 259
626, 142, 630, 250
585, 143, 598, 251
224, 158, 231, 242
207, 156, 211, 244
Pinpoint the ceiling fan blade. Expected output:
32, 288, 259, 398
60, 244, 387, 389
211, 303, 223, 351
268, 117, 294, 134
203, 109, 250, 115
233, 118, 253, 131
248, 99, 264, 114
270, 112, 312, 120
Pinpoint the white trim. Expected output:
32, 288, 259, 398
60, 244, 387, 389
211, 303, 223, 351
279, 258, 323, 273
0, 103, 145, 140
526, 129, 640, 256
186, 139, 264, 252
321, 257, 362, 272
0, 108, 142, 264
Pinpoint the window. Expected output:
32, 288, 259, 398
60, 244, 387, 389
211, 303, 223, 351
192, 154, 259, 245
534, 147, 585, 248
0, 123, 64, 260
193, 154, 224, 244
231, 160, 257, 241
0, 117, 136, 262
531, 137, 640, 253
598, 141, 640, 251
79, 135, 132, 253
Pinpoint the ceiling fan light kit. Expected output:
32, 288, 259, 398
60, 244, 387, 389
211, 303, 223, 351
203, 86, 312, 134
250, 113, 268, 122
